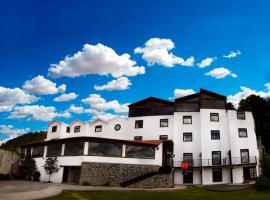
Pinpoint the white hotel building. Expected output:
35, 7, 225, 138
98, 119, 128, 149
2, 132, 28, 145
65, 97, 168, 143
22, 89, 259, 187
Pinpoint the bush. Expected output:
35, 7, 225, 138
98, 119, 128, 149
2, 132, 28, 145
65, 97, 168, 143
33, 171, 40, 181
256, 176, 270, 191
260, 155, 270, 179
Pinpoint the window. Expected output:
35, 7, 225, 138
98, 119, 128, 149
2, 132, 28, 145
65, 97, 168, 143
134, 136, 142, 140
88, 142, 122, 157
64, 142, 84, 156
66, 127, 70, 133
183, 133, 192, 142
160, 119, 168, 127
51, 126, 57, 133
183, 153, 193, 167
32, 146, 44, 158
183, 116, 192, 124
47, 144, 62, 157
95, 125, 102, 132
241, 149, 249, 164
211, 130, 220, 140
135, 120, 143, 129
212, 151, 221, 165
74, 126, 81, 133
114, 124, 121, 131
126, 145, 155, 159
159, 135, 168, 140
237, 111, 246, 120
239, 128, 247, 138
212, 168, 222, 182
210, 113, 219, 122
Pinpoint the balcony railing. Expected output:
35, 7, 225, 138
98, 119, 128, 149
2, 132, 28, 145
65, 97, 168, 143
173, 156, 257, 168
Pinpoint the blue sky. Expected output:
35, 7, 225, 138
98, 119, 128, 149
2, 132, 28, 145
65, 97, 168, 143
0, 0, 270, 143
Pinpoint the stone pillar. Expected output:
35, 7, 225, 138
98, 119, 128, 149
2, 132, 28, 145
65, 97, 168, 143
122, 144, 126, 157
43, 146, 47, 158
84, 142, 89, 155
61, 144, 65, 156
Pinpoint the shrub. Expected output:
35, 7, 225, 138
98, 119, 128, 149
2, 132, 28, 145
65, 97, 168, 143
260, 155, 270, 179
33, 171, 41, 181
256, 176, 270, 191
18, 155, 37, 180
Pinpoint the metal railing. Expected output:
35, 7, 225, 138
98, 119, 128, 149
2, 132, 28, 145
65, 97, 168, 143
173, 156, 257, 168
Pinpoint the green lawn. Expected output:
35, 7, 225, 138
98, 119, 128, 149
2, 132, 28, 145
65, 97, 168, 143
41, 186, 270, 200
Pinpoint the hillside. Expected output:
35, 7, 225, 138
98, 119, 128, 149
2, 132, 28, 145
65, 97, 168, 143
0, 131, 47, 153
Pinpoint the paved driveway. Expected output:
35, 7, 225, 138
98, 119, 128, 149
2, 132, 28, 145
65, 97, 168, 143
0, 180, 62, 200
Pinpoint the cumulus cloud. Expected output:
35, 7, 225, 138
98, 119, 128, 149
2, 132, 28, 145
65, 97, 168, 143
0, 86, 37, 107
0, 105, 13, 112
134, 38, 194, 67
54, 92, 78, 102
205, 67, 237, 79
8, 105, 70, 121
68, 105, 85, 114
228, 85, 270, 107
0, 125, 30, 145
82, 94, 129, 113
23, 75, 66, 95
94, 77, 131, 91
48, 43, 145, 78
196, 57, 216, 68
173, 89, 195, 99
223, 50, 241, 58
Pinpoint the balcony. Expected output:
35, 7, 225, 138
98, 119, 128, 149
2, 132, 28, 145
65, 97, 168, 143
173, 156, 257, 168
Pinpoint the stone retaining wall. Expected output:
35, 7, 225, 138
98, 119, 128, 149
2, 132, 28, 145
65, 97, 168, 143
0, 149, 19, 175
79, 162, 160, 186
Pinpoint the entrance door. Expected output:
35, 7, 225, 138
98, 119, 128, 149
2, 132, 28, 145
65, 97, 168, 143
62, 167, 69, 183
62, 166, 81, 184
162, 142, 173, 167
183, 170, 193, 184
243, 167, 257, 181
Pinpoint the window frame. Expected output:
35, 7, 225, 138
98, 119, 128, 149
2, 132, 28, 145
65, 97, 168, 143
183, 116, 192, 124
160, 119, 169, 127
95, 125, 102, 132
237, 111, 246, 120
238, 128, 248, 138
183, 132, 192, 142
211, 130, 220, 140
210, 113, 219, 122
51, 125, 57, 133
159, 135, 168, 140
134, 136, 143, 140
74, 125, 81, 133
135, 120, 143, 129
240, 149, 250, 164
212, 151, 221, 166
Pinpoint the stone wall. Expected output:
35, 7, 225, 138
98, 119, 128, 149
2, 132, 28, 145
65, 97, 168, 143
79, 162, 160, 186
0, 149, 19, 175
127, 170, 174, 188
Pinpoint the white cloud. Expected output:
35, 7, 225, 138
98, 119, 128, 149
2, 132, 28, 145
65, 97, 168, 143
134, 38, 194, 67
196, 57, 216, 68
173, 89, 195, 99
94, 77, 131, 91
8, 105, 70, 121
48, 43, 145, 78
0, 105, 13, 112
0, 86, 38, 107
68, 105, 85, 114
223, 50, 241, 58
0, 125, 30, 145
205, 67, 237, 79
81, 94, 129, 113
54, 92, 78, 102
228, 85, 270, 107
23, 75, 66, 95
91, 113, 126, 121
265, 83, 270, 90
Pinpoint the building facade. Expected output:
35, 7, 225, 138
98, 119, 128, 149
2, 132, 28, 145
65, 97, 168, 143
22, 89, 259, 187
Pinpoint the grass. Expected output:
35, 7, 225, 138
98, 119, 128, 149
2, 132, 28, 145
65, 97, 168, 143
41, 185, 270, 200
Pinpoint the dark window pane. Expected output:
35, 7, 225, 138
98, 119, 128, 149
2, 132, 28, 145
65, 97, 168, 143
32, 146, 44, 158
65, 143, 84, 156
239, 128, 247, 138
160, 119, 168, 127
183, 116, 192, 124
74, 126, 80, 133
134, 136, 142, 140
201, 100, 225, 109
66, 127, 70, 133
237, 111, 245, 120
47, 144, 62, 157
212, 151, 221, 165
241, 149, 249, 163
176, 103, 199, 112
89, 143, 122, 157
211, 130, 220, 140
126, 145, 155, 159
212, 168, 222, 182
153, 107, 174, 115
52, 126, 57, 132
95, 125, 102, 132
210, 113, 219, 122
135, 120, 143, 128
159, 135, 168, 140
183, 133, 192, 142
130, 107, 152, 117
183, 153, 193, 167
